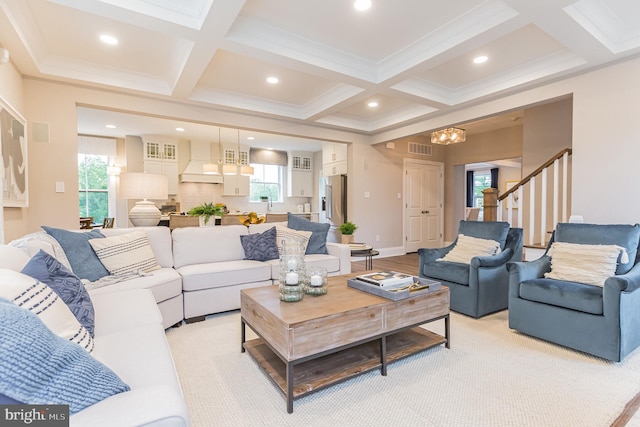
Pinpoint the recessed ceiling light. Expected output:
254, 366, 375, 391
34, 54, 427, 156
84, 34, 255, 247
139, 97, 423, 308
266, 76, 279, 84
247, 136, 255, 140
176, 127, 185, 132
473, 55, 488, 64
99, 34, 118, 45
368, 101, 379, 108
105, 124, 116, 129
354, 0, 372, 11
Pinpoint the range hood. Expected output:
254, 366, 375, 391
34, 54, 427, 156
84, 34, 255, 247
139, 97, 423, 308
179, 141, 223, 184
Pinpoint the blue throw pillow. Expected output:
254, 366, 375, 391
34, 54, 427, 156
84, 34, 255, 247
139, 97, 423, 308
240, 226, 279, 261
21, 250, 95, 337
0, 393, 23, 404
0, 298, 130, 414
287, 213, 330, 255
41, 226, 109, 282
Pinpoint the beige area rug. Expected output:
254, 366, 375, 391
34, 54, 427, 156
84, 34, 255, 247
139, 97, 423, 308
165, 310, 640, 427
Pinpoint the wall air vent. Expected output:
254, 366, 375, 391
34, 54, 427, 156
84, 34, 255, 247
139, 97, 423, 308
408, 142, 432, 156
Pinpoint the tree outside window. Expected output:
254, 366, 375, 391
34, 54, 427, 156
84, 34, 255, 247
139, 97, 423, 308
249, 164, 282, 203
473, 171, 492, 208
78, 154, 109, 223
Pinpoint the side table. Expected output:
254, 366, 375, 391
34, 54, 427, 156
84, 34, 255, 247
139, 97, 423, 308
350, 244, 380, 270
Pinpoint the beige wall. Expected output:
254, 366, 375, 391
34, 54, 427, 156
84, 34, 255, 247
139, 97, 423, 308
0, 60, 25, 242
3, 56, 640, 248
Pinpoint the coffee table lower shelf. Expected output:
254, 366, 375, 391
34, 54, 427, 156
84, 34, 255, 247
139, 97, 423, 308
243, 327, 445, 403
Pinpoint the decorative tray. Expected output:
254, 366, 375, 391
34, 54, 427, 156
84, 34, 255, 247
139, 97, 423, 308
347, 276, 441, 301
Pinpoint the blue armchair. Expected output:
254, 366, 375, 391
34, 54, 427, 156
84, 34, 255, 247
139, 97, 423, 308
418, 221, 523, 318
507, 222, 640, 362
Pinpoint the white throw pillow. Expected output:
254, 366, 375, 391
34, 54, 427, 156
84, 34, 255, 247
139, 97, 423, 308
437, 234, 501, 264
88, 231, 160, 276
275, 226, 312, 254
0, 269, 94, 353
544, 242, 624, 287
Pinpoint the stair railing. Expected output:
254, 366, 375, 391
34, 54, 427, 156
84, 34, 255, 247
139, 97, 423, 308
495, 148, 572, 247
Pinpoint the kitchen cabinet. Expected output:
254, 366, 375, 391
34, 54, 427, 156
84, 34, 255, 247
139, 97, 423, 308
223, 144, 249, 167
322, 143, 347, 176
223, 173, 250, 196
143, 137, 179, 195
288, 151, 314, 197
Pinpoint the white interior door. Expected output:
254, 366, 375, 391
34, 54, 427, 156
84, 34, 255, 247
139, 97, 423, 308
404, 160, 444, 252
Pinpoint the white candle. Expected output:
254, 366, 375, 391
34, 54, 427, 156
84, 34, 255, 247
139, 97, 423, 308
287, 258, 297, 270
310, 274, 322, 287
285, 271, 299, 285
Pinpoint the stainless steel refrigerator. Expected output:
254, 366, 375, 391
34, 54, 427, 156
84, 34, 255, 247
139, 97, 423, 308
323, 174, 347, 242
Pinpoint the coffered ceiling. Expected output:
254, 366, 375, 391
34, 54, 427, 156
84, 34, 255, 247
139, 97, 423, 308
0, 0, 639, 140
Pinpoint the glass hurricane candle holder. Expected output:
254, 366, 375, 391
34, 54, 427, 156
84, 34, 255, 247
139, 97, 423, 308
279, 253, 305, 302
304, 267, 328, 296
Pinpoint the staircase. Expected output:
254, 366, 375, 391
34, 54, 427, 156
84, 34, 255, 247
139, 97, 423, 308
491, 148, 572, 256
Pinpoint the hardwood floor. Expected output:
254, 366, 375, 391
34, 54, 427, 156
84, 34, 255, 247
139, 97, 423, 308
350, 252, 419, 275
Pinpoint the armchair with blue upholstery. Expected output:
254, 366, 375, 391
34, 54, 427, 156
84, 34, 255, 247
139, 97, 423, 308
507, 222, 640, 362
418, 221, 523, 318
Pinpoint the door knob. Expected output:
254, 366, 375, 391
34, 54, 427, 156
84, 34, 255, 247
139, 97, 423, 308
421, 210, 430, 214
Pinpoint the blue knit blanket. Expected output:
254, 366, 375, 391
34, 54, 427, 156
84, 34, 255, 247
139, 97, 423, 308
0, 297, 130, 414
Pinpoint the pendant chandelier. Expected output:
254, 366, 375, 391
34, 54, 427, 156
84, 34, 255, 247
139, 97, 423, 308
431, 127, 466, 145
203, 127, 221, 175
222, 129, 254, 176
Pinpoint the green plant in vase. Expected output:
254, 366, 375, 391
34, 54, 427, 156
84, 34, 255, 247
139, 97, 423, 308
187, 202, 225, 226
338, 221, 357, 244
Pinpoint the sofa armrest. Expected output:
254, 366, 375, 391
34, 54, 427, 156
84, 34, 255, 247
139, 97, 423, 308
326, 242, 351, 275
417, 242, 455, 263
70, 386, 189, 427
605, 262, 640, 293
471, 248, 513, 269
507, 255, 551, 282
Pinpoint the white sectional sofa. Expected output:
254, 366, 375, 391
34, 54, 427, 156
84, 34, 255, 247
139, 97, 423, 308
0, 245, 190, 427
11, 226, 184, 329
0, 220, 351, 425
172, 222, 351, 321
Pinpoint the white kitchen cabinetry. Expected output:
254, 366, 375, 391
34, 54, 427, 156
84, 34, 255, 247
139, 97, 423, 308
288, 151, 314, 197
322, 143, 347, 176
143, 137, 179, 195
223, 173, 250, 196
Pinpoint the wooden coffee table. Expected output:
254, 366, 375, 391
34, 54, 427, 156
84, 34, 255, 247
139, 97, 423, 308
240, 274, 450, 413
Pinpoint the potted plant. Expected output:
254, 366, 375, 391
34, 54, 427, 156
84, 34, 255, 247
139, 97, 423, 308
187, 202, 226, 227
338, 221, 357, 244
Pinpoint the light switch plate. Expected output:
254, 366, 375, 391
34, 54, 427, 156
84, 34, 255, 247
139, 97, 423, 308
55, 182, 64, 193
364, 191, 370, 199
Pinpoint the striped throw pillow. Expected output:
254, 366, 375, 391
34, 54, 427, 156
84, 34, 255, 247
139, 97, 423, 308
0, 269, 94, 353
88, 231, 160, 276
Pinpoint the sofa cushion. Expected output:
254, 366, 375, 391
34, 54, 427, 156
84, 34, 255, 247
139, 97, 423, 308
0, 269, 94, 352
21, 250, 96, 337
90, 289, 163, 336
0, 244, 29, 270
545, 242, 623, 287
438, 234, 501, 264
172, 225, 248, 268
42, 226, 109, 282
178, 260, 271, 292
87, 267, 182, 305
0, 298, 130, 413
422, 261, 470, 285
88, 230, 161, 276
240, 226, 279, 261
553, 223, 640, 275
458, 220, 510, 248
287, 213, 330, 255
519, 278, 603, 315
